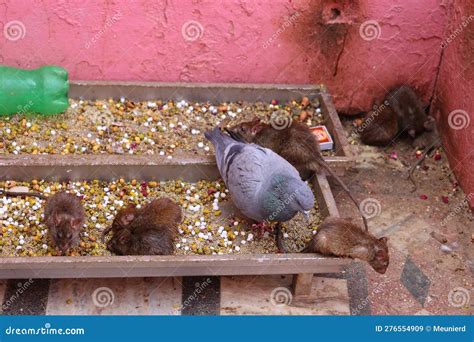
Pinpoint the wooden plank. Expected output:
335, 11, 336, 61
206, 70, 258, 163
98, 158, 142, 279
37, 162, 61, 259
0, 254, 349, 279
46, 277, 181, 315
70, 81, 323, 103
312, 173, 340, 218
319, 92, 353, 160
220, 275, 350, 315
292, 273, 314, 297
0, 154, 350, 182
0, 154, 219, 182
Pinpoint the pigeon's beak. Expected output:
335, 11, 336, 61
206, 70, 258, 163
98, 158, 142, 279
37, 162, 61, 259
303, 210, 310, 221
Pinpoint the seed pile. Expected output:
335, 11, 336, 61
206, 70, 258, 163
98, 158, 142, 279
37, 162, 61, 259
0, 98, 330, 157
0, 179, 321, 257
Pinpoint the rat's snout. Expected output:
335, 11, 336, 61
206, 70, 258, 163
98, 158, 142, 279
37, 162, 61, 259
371, 261, 389, 274
56, 245, 68, 255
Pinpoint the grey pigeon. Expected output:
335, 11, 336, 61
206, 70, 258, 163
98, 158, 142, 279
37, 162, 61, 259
204, 127, 314, 223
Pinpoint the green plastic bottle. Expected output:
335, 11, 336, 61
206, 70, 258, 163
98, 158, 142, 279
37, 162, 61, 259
0, 65, 69, 116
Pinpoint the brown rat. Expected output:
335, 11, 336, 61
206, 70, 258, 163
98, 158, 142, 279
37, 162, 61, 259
44, 191, 85, 254
226, 118, 369, 231
302, 217, 389, 274
1, 188, 85, 253
105, 197, 182, 255
360, 85, 432, 146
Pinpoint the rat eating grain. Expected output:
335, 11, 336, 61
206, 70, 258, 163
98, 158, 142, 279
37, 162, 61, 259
44, 191, 85, 254
0, 187, 85, 254
302, 217, 389, 274
105, 197, 182, 255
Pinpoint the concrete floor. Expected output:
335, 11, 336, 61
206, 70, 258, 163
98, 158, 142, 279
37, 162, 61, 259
335, 122, 473, 315
0, 124, 472, 316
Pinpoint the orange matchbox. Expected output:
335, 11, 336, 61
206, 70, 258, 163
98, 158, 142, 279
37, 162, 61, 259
309, 125, 334, 151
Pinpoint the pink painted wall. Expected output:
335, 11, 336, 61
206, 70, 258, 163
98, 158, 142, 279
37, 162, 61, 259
432, 0, 474, 208
1, 0, 446, 113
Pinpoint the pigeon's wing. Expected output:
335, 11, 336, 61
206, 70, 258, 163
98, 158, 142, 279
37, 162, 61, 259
264, 147, 302, 179
272, 160, 315, 213
225, 145, 269, 221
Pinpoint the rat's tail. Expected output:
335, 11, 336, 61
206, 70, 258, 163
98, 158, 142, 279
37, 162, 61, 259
310, 160, 369, 232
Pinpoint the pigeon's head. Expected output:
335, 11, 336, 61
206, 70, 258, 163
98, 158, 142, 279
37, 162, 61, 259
264, 175, 315, 222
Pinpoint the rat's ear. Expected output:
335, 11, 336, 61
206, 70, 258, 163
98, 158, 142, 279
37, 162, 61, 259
350, 245, 370, 260
52, 213, 60, 225
251, 122, 264, 135
71, 218, 83, 230
118, 233, 130, 245
120, 213, 135, 226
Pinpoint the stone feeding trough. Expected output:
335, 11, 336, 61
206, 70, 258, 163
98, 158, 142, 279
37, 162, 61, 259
0, 82, 353, 296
